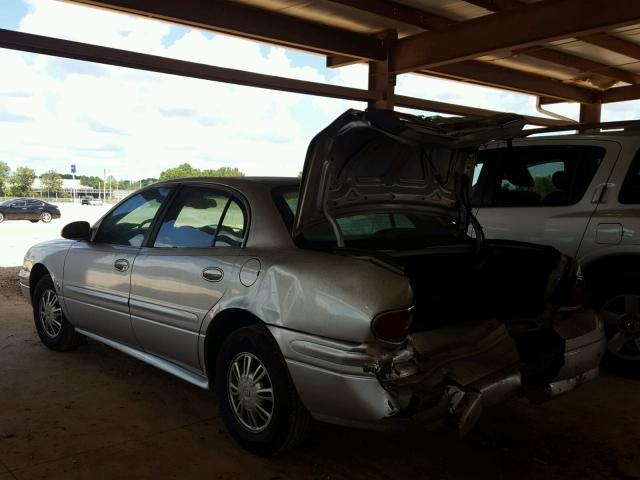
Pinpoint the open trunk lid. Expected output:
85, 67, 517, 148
293, 109, 526, 241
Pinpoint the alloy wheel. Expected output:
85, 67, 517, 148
0, 212, 4, 222
600, 294, 640, 361
41, 212, 52, 223
227, 352, 275, 433
39, 288, 63, 338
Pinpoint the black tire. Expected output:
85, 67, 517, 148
591, 273, 640, 376
33, 274, 83, 351
41, 211, 52, 223
215, 325, 312, 455
0, 212, 4, 223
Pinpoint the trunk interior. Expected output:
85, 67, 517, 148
397, 239, 565, 331
396, 239, 576, 387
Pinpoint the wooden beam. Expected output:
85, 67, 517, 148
516, 47, 640, 86
368, 31, 397, 110
326, 0, 616, 101
65, 0, 385, 60
392, 0, 640, 73
0, 28, 379, 103
464, 0, 521, 11
579, 102, 602, 133
327, 0, 453, 30
601, 84, 640, 103
581, 33, 640, 61
425, 61, 599, 104
469, 1, 640, 79
395, 94, 569, 127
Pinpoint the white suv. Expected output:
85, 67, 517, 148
474, 124, 640, 369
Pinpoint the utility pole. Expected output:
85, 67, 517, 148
71, 164, 76, 203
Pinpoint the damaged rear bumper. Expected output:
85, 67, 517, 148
273, 308, 605, 433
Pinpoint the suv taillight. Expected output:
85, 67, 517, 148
371, 308, 414, 343
567, 274, 588, 307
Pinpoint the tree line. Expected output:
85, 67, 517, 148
0, 161, 245, 197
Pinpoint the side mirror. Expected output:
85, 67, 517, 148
62, 221, 91, 240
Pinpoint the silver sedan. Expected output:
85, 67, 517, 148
19, 110, 606, 455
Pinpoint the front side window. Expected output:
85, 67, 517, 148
154, 186, 246, 248
476, 145, 605, 207
619, 149, 640, 204
94, 187, 170, 247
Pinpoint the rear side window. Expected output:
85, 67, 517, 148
476, 145, 605, 207
94, 187, 170, 247
619, 150, 640, 204
154, 186, 246, 248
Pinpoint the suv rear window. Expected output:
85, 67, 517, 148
619, 149, 640, 204
475, 145, 605, 207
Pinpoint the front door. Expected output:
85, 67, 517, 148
474, 140, 621, 258
129, 185, 248, 372
7, 199, 27, 220
63, 187, 172, 346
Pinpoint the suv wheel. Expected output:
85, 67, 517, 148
595, 274, 640, 374
33, 274, 83, 351
215, 325, 311, 455
41, 211, 52, 223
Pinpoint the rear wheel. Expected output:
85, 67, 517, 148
0, 212, 4, 223
593, 274, 640, 375
215, 325, 311, 455
33, 274, 83, 351
41, 211, 52, 223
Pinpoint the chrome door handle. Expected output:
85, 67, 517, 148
202, 267, 224, 282
114, 259, 130, 272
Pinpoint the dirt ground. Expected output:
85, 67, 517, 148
1, 267, 639, 480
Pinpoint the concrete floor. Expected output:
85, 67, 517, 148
1, 267, 639, 480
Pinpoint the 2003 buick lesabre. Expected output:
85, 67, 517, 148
19, 109, 606, 455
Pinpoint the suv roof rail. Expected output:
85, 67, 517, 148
518, 119, 640, 137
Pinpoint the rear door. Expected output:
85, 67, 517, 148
26, 199, 44, 220
129, 184, 248, 372
63, 186, 172, 346
474, 140, 620, 258
578, 143, 640, 263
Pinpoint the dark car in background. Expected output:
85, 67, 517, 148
0, 198, 61, 223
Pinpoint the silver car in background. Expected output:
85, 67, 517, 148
19, 110, 605, 455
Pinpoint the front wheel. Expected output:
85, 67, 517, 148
33, 274, 83, 351
41, 211, 52, 223
215, 325, 311, 455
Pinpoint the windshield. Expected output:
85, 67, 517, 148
274, 188, 466, 251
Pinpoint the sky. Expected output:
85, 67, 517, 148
1, 0, 639, 180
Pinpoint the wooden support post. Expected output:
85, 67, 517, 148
368, 31, 397, 110
579, 101, 602, 133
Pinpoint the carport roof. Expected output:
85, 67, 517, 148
65, 0, 640, 106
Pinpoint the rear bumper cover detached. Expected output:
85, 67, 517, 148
275, 308, 605, 433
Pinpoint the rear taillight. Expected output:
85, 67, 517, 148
566, 274, 588, 307
371, 308, 414, 343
